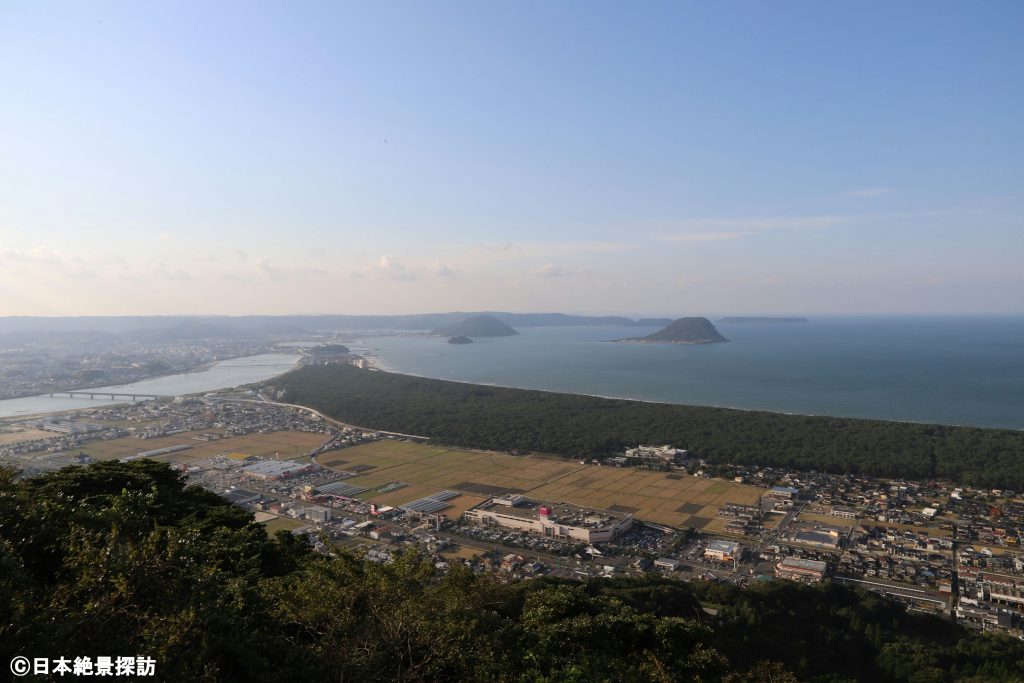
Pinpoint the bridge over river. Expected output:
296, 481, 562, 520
47, 391, 170, 401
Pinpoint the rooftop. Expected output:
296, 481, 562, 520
242, 460, 310, 477
779, 557, 828, 572
707, 540, 742, 553
479, 498, 631, 529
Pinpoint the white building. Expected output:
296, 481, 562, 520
301, 505, 332, 523
776, 557, 828, 582
464, 498, 633, 543
624, 445, 687, 468
704, 540, 742, 563
830, 506, 859, 519
242, 459, 316, 480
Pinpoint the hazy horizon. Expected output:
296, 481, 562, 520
2, 2, 1022, 316
2, 309, 1024, 323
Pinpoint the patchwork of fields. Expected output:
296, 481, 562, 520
319, 440, 764, 529
0, 427, 53, 445
75, 432, 765, 530
78, 430, 329, 464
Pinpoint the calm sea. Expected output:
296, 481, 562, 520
359, 317, 1024, 430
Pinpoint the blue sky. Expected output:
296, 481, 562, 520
1, 1, 1021, 315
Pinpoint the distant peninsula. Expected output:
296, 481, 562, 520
432, 314, 518, 338
618, 317, 728, 344
447, 335, 474, 345
718, 317, 808, 324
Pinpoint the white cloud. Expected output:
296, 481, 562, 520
370, 254, 416, 281
155, 267, 192, 282
0, 244, 70, 267
252, 256, 327, 282
429, 262, 457, 278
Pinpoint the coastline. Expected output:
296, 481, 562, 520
353, 357, 1006, 432
0, 351, 303, 420
357, 354, 397, 374
346, 320, 1024, 431
610, 338, 729, 345
0, 350, 276, 403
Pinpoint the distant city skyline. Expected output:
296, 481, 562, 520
1, 1, 1022, 316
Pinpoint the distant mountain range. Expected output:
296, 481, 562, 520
6, 312, 843, 349
0, 329, 124, 349
0, 312, 675, 340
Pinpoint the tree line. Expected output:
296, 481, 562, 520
274, 365, 1024, 489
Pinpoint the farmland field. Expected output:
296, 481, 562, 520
261, 515, 308, 535
321, 440, 764, 528
73, 430, 330, 464
0, 427, 53, 445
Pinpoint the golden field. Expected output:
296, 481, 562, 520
321, 440, 763, 529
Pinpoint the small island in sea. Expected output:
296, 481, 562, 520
432, 314, 518, 338
617, 317, 728, 344
718, 316, 808, 323
447, 335, 474, 345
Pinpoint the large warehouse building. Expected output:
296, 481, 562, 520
464, 496, 633, 543
775, 557, 828, 583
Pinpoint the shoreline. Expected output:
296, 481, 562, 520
0, 349, 285, 403
609, 338, 729, 345
355, 354, 1021, 433
0, 351, 302, 421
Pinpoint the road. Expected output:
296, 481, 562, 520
214, 395, 429, 441
722, 502, 806, 583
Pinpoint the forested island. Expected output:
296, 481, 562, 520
619, 317, 729, 344
447, 335, 474, 345
2, 460, 1022, 682
432, 314, 518, 338
274, 364, 1024, 489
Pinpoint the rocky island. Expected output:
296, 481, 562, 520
447, 335, 474, 345
432, 314, 518, 338
617, 317, 728, 344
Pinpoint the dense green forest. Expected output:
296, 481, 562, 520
274, 365, 1024, 489
2, 461, 1023, 682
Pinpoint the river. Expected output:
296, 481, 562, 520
0, 353, 301, 418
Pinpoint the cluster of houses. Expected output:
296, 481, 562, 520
0, 339, 269, 400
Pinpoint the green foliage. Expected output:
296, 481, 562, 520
0, 461, 308, 681
0, 462, 722, 682
3, 461, 1023, 682
275, 364, 1024, 488
689, 580, 1024, 683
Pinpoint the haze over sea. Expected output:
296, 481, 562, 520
360, 316, 1024, 430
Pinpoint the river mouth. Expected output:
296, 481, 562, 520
0, 352, 301, 418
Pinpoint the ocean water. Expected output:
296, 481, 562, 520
359, 317, 1024, 430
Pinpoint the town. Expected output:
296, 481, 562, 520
2, 391, 1023, 640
